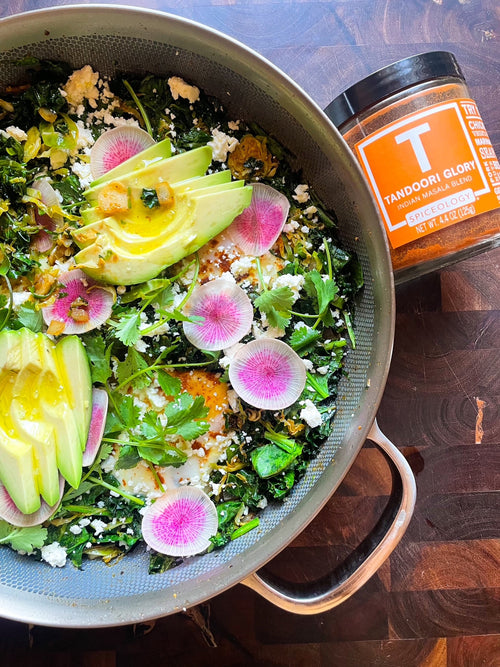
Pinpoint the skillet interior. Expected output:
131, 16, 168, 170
0, 5, 394, 627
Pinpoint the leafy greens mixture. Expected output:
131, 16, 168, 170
0, 58, 363, 572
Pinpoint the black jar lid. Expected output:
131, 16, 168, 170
326, 51, 464, 130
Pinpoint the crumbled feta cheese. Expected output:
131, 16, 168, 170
272, 273, 305, 300
75, 120, 95, 149
283, 219, 300, 234
63, 65, 100, 109
293, 184, 310, 204
230, 256, 255, 278
12, 291, 31, 309
1, 126, 28, 142
299, 399, 323, 428
208, 128, 239, 162
41, 542, 67, 568
69, 524, 82, 535
90, 519, 107, 536
71, 160, 93, 189
168, 76, 200, 104
302, 358, 314, 371
304, 205, 318, 217
134, 338, 149, 353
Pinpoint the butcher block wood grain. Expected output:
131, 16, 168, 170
0, 1, 499, 666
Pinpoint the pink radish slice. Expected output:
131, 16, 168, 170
227, 183, 290, 256
32, 178, 63, 252
0, 476, 65, 528
82, 388, 109, 467
228, 338, 306, 410
42, 268, 114, 335
141, 486, 218, 557
90, 126, 156, 179
182, 279, 253, 351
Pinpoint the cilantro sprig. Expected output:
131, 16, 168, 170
0, 520, 47, 552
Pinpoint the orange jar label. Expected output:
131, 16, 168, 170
354, 98, 500, 249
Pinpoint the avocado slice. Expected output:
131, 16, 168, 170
90, 137, 172, 188
74, 184, 253, 284
80, 170, 233, 226
84, 145, 213, 206
36, 340, 83, 489
0, 428, 39, 514
74, 181, 245, 249
0, 329, 93, 514
55, 335, 92, 450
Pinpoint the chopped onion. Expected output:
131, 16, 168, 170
141, 486, 218, 557
0, 476, 65, 527
182, 279, 253, 351
227, 183, 290, 256
90, 126, 156, 180
82, 388, 108, 467
228, 338, 306, 410
42, 268, 115, 335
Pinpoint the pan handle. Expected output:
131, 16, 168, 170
241, 420, 416, 614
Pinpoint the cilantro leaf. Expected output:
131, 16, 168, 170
110, 310, 142, 346
157, 370, 182, 397
0, 520, 47, 553
140, 188, 160, 209
288, 325, 321, 354
105, 393, 141, 434
83, 334, 112, 384
304, 270, 338, 317
115, 444, 141, 470
121, 279, 174, 309
162, 393, 210, 440
116, 347, 152, 390
254, 286, 294, 329
15, 301, 43, 332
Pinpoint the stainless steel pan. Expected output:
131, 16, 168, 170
0, 5, 416, 627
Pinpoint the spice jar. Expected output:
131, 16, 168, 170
326, 51, 500, 282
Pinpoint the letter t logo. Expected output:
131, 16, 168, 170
395, 123, 432, 172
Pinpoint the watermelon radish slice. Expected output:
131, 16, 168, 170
228, 338, 306, 410
182, 278, 253, 351
90, 126, 156, 180
42, 268, 115, 334
32, 178, 63, 253
82, 388, 108, 467
141, 486, 218, 557
227, 183, 290, 256
0, 476, 65, 527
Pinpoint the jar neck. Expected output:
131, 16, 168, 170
338, 76, 468, 137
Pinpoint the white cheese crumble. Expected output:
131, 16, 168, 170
272, 273, 305, 300
230, 256, 255, 278
168, 76, 200, 104
90, 519, 108, 536
41, 542, 67, 568
299, 399, 323, 428
283, 219, 300, 234
63, 65, 100, 109
208, 128, 239, 162
1, 126, 28, 142
293, 183, 310, 203
71, 160, 93, 189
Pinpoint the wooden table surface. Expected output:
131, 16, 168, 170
1, 1, 499, 665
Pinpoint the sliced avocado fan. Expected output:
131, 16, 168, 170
73, 145, 253, 285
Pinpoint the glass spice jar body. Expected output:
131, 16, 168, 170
327, 52, 500, 283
